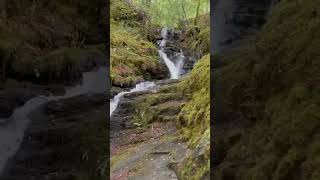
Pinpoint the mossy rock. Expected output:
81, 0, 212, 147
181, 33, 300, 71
110, 22, 168, 87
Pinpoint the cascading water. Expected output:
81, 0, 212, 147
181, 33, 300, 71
158, 28, 184, 79
110, 27, 185, 117
110, 81, 155, 116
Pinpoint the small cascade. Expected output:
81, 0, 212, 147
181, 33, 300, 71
110, 81, 155, 116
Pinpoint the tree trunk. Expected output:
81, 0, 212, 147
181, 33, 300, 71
194, 0, 201, 26
181, 0, 188, 22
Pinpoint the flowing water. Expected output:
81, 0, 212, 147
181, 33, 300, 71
0, 67, 107, 174
159, 28, 184, 79
110, 81, 155, 116
110, 28, 184, 117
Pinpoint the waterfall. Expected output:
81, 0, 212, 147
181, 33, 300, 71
110, 27, 184, 117
158, 27, 184, 80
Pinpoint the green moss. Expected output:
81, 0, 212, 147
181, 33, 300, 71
110, 0, 143, 27
179, 14, 210, 57
213, 0, 320, 179
110, 2, 167, 87
173, 54, 210, 179
132, 92, 185, 125
177, 54, 210, 146
178, 154, 210, 180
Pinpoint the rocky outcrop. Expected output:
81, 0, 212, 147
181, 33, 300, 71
160, 28, 196, 75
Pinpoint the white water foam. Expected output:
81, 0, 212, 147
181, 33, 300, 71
158, 50, 182, 79
110, 27, 184, 116
158, 28, 184, 79
110, 81, 155, 116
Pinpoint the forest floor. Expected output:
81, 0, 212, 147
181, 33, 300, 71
111, 122, 189, 180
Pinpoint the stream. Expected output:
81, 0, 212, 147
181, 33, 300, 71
0, 66, 107, 174
110, 27, 185, 117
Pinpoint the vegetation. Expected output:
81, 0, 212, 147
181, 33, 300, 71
176, 54, 210, 179
132, 0, 210, 27
0, 0, 106, 84
213, 0, 320, 179
179, 13, 210, 58
110, 0, 168, 87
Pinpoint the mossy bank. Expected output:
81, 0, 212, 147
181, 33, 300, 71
110, 0, 168, 88
213, 0, 320, 179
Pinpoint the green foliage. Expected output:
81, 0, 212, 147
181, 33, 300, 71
213, 0, 320, 179
132, 0, 210, 27
111, 0, 144, 27
111, 0, 161, 42
179, 14, 210, 58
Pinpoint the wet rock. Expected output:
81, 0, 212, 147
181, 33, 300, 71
155, 79, 180, 86
111, 87, 126, 98
111, 90, 152, 132
1, 93, 107, 180
148, 63, 170, 80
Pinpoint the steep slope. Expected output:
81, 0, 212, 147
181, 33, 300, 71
110, 0, 168, 88
174, 14, 210, 180
213, 0, 320, 179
